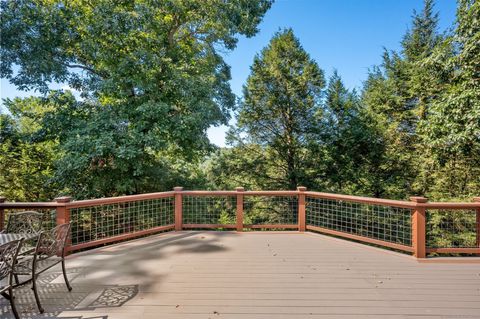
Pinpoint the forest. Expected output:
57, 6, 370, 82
1, 0, 479, 204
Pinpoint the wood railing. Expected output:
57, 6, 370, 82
0, 189, 479, 258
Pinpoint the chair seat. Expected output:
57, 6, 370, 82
14, 255, 62, 276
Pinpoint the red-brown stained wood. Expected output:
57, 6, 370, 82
0, 196, 5, 231
297, 186, 306, 232
182, 224, 237, 229
245, 224, 298, 229
474, 197, 480, 253
236, 187, 244, 232
174, 187, 183, 231
425, 247, 480, 254
55, 196, 72, 252
55, 196, 72, 225
66, 191, 175, 208
410, 196, 427, 258
305, 191, 417, 209
0, 202, 63, 208
420, 202, 480, 209
306, 225, 414, 253
69, 224, 175, 252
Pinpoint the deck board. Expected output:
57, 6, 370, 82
2, 231, 480, 318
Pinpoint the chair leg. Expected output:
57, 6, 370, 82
8, 286, 20, 319
62, 259, 72, 291
32, 275, 44, 313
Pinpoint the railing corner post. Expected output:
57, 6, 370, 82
410, 196, 427, 259
235, 187, 245, 232
473, 197, 480, 253
55, 196, 72, 225
174, 187, 183, 231
55, 196, 72, 253
0, 196, 6, 231
297, 186, 307, 232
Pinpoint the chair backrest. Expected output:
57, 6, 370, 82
6, 211, 44, 234
35, 223, 71, 259
0, 239, 23, 282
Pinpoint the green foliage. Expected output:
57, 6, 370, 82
1, 0, 272, 199
228, 28, 326, 190
0, 97, 60, 201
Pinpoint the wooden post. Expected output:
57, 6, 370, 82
236, 187, 244, 232
0, 197, 6, 231
474, 197, 480, 252
410, 196, 427, 258
55, 196, 72, 225
55, 196, 72, 253
174, 187, 183, 231
297, 186, 307, 232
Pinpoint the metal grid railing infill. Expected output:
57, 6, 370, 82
182, 195, 236, 226
243, 196, 298, 226
69, 197, 174, 246
306, 197, 412, 246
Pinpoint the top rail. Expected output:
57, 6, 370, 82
418, 202, 480, 210
181, 190, 300, 196
66, 191, 175, 208
0, 202, 62, 209
1, 190, 479, 210
304, 191, 417, 209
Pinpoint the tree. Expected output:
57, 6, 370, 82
360, 0, 444, 199
418, 0, 480, 200
232, 29, 325, 190
0, 96, 60, 201
1, 0, 272, 198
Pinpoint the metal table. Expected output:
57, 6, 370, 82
0, 233, 38, 245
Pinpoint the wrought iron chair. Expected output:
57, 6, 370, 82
0, 239, 24, 319
3, 211, 44, 234
14, 223, 72, 313
2, 211, 44, 259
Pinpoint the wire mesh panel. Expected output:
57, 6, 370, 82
182, 196, 236, 226
70, 197, 174, 246
243, 196, 298, 226
426, 210, 478, 248
306, 197, 412, 246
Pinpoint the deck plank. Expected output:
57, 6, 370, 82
3, 231, 480, 319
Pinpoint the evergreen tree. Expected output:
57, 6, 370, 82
231, 29, 326, 190
418, 0, 480, 199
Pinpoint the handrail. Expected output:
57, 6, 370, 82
2, 191, 478, 210
304, 191, 416, 209
0, 189, 478, 258
0, 202, 62, 208
66, 191, 175, 208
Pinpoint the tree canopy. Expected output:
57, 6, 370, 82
1, 0, 272, 198
1, 0, 479, 204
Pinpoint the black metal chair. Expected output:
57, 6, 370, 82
2, 211, 44, 235
0, 239, 23, 319
15, 223, 72, 313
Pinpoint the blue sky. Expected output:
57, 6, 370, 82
0, 0, 457, 146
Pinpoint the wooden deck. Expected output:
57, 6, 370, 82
3, 231, 480, 319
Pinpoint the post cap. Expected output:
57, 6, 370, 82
173, 187, 183, 192
473, 197, 480, 202
409, 196, 428, 203
0, 196, 6, 203
297, 186, 307, 192
55, 196, 72, 203
235, 187, 245, 192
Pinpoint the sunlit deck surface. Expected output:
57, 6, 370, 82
4, 231, 480, 319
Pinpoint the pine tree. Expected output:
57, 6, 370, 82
233, 29, 326, 190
